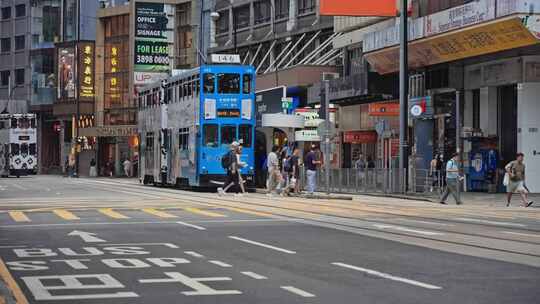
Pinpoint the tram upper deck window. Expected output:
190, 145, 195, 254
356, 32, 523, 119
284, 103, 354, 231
10, 118, 17, 128
218, 73, 240, 94
243, 74, 252, 94
203, 124, 219, 148
221, 125, 236, 147
18, 118, 30, 129
204, 74, 215, 94
31, 117, 36, 128
239, 125, 252, 148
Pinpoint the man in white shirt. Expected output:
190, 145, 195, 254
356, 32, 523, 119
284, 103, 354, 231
266, 146, 280, 195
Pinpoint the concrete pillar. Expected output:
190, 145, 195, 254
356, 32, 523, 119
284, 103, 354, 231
479, 87, 497, 136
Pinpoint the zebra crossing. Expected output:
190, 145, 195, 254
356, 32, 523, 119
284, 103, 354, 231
1, 206, 267, 224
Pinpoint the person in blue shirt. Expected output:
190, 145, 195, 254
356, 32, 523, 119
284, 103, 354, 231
439, 153, 463, 205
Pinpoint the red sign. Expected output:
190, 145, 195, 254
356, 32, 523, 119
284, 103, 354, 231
368, 102, 400, 116
320, 0, 397, 17
344, 131, 378, 144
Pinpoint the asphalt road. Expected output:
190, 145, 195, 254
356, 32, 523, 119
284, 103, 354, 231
0, 176, 539, 304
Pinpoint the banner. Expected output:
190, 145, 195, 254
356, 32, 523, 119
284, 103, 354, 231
57, 47, 75, 99
320, 0, 397, 17
425, 0, 495, 37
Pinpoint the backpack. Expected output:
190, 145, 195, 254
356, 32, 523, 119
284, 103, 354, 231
221, 152, 232, 169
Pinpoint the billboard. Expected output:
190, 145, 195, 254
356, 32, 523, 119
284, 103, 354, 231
57, 47, 76, 99
320, 0, 397, 17
134, 2, 173, 86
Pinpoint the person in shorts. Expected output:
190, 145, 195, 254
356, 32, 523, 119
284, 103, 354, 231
505, 153, 533, 207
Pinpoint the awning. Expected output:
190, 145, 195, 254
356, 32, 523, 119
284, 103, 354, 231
365, 17, 540, 74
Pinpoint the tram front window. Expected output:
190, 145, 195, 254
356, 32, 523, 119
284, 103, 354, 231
221, 125, 236, 147
203, 74, 215, 94
29, 143, 36, 155
242, 74, 252, 94
21, 143, 28, 155
18, 118, 30, 129
239, 125, 252, 147
218, 73, 240, 94
203, 124, 219, 148
10, 144, 19, 155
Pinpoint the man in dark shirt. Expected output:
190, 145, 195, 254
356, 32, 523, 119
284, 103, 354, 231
305, 145, 321, 194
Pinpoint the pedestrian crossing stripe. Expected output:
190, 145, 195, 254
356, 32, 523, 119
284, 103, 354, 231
8, 211, 30, 222
98, 208, 130, 219
141, 208, 178, 218
53, 209, 80, 220
225, 207, 273, 218
184, 207, 227, 218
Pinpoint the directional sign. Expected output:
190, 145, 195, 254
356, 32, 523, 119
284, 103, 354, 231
68, 230, 107, 243
281, 97, 293, 110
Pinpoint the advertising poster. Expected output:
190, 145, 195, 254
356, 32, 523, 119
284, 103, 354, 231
134, 2, 173, 85
58, 47, 76, 99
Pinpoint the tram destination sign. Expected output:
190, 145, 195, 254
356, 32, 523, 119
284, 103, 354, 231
217, 109, 241, 118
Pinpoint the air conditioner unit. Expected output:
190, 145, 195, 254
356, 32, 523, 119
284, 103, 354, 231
322, 72, 339, 81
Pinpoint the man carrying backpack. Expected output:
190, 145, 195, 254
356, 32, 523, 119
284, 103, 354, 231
218, 142, 239, 196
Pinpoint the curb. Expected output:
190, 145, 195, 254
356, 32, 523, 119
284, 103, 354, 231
254, 188, 433, 202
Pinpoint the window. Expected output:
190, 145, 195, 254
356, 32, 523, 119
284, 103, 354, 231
254, 1, 271, 24
221, 125, 236, 147
275, 0, 289, 19
203, 124, 219, 147
0, 71, 9, 86
203, 74, 215, 93
18, 118, 30, 129
218, 73, 240, 94
298, 0, 315, 14
145, 133, 154, 151
1, 38, 10, 53
1, 7, 11, 20
15, 69, 24, 85
10, 143, 19, 155
10, 118, 17, 128
233, 5, 250, 29
179, 128, 189, 151
31, 118, 36, 129
29, 143, 36, 155
14, 35, 24, 50
20, 143, 28, 155
216, 10, 229, 34
242, 74, 252, 94
239, 125, 252, 148
15, 4, 25, 17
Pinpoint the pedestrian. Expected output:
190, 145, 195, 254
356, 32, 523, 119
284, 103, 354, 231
505, 153, 533, 207
354, 153, 366, 184
305, 145, 322, 195
429, 153, 443, 192
218, 142, 240, 195
68, 154, 76, 178
283, 148, 301, 196
106, 158, 114, 177
235, 145, 248, 195
439, 153, 463, 205
89, 158, 97, 177
123, 158, 132, 177
266, 146, 280, 196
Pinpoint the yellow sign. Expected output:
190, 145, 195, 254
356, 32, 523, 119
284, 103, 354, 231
79, 43, 95, 98
366, 18, 540, 74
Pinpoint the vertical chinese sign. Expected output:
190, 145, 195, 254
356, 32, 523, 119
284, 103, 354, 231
78, 42, 95, 100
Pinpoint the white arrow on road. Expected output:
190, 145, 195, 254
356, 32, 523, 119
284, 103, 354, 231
373, 224, 444, 236
68, 230, 107, 243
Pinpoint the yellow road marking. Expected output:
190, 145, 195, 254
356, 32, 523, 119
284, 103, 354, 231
53, 209, 80, 220
225, 207, 273, 218
0, 295, 5, 304
141, 208, 178, 218
184, 207, 227, 218
8, 211, 30, 222
98, 208, 130, 219
0, 257, 29, 304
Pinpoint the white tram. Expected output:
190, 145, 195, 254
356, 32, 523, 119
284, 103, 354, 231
0, 114, 38, 177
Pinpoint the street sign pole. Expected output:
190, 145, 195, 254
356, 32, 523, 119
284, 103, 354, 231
324, 80, 331, 195
399, 0, 409, 193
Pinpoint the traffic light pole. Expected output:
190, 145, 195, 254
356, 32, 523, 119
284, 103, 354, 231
324, 80, 330, 195
399, 0, 409, 193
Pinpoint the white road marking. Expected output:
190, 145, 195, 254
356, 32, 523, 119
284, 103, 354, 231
395, 218, 453, 226
229, 236, 296, 254
373, 224, 444, 236
240, 271, 267, 280
97, 243, 179, 248
176, 221, 206, 230
184, 251, 205, 258
209, 260, 232, 268
0, 245, 27, 248
332, 262, 442, 290
454, 217, 526, 227
68, 230, 107, 243
502, 231, 540, 238
280, 286, 316, 297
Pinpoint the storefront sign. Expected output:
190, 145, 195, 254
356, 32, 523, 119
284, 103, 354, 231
295, 130, 321, 142
343, 131, 378, 144
364, 18, 425, 52
79, 126, 138, 137
78, 43, 95, 99
368, 102, 399, 116
497, 0, 540, 17
295, 109, 323, 127
107, 44, 121, 99
57, 47, 75, 99
320, 0, 396, 17
365, 18, 540, 74
425, 0, 495, 37
134, 2, 173, 85
134, 71, 169, 86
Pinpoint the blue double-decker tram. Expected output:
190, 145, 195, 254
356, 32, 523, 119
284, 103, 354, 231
137, 64, 256, 188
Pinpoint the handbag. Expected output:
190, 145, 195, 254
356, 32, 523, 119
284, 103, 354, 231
503, 173, 509, 186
